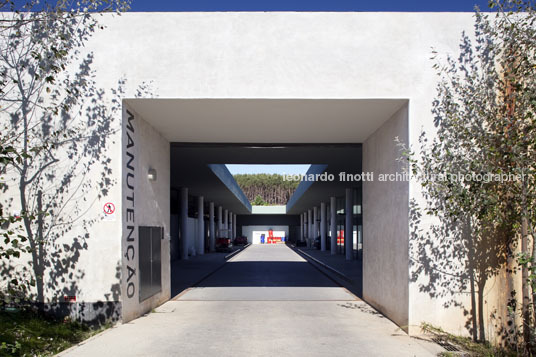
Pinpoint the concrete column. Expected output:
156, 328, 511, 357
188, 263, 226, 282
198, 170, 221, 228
229, 211, 233, 240
209, 202, 215, 252
180, 187, 189, 260
233, 214, 237, 240
217, 206, 222, 237
313, 206, 318, 242
330, 196, 337, 255
345, 188, 353, 260
304, 212, 308, 241
307, 209, 312, 247
303, 212, 307, 241
320, 202, 326, 251
320, 203, 331, 245
223, 209, 228, 238
197, 196, 204, 255
231, 212, 234, 238
300, 213, 304, 242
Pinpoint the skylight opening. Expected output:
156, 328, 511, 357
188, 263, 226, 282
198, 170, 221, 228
226, 164, 311, 206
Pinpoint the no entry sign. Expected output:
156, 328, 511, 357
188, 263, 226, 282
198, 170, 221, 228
104, 202, 115, 215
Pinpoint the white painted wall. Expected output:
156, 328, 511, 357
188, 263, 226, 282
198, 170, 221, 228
1, 12, 496, 334
363, 104, 409, 331
86, 12, 478, 331
121, 104, 170, 323
0, 89, 124, 320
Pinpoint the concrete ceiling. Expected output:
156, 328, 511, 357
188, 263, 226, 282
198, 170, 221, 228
125, 98, 407, 143
130, 98, 407, 215
170, 144, 362, 215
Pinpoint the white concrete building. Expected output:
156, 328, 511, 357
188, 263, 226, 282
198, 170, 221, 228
1, 11, 511, 341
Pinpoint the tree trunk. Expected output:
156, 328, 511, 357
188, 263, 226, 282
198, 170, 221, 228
36, 190, 44, 307
532, 221, 536, 327
469, 257, 479, 341
477, 277, 487, 342
522, 214, 531, 351
465, 219, 479, 341
521, 178, 531, 351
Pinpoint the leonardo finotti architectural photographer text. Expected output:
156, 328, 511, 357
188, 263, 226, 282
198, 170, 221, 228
282, 171, 528, 183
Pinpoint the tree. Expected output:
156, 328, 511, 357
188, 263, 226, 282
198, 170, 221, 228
234, 173, 299, 205
253, 194, 268, 206
487, 1, 536, 351
0, 0, 130, 307
403, 0, 536, 347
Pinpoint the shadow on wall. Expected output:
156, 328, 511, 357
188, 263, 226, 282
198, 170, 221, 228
406, 12, 516, 344
42, 261, 123, 327
0, 10, 155, 326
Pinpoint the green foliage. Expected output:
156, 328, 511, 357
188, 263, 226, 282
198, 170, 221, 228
0, 309, 104, 356
233, 174, 299, 206
403, 0, 536, 346
0, 0, 131, 306
252, 195, 268, 206
420, 323, 517, 357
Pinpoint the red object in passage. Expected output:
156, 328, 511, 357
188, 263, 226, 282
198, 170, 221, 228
266, 229, 283, 244
337, 230, 344, 244
216, 238, 231, 248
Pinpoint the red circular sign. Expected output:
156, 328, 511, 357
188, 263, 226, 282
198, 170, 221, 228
103, 202, 115, 215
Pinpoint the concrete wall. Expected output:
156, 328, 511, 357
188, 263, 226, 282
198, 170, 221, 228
363, 104, 409, 331
89, 12, 476, 333
1, 12, 500, 335
0, 91, 124, 323
121, 104, 170, 323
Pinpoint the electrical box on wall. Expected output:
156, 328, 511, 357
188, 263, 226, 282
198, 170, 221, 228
139, 226, 163, 302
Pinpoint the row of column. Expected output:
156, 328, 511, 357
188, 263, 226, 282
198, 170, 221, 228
299, 189, 354, 260
180, 187, 237, 260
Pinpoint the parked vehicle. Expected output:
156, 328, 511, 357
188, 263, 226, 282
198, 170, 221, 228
234, 236, 248, 245
216, 237, 232, 252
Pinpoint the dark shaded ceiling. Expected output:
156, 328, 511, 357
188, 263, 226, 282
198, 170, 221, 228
170, 143, 362, 215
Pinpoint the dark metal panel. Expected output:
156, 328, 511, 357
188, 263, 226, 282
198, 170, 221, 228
151, 227, 162, 296
139, 226, 163, 302
139, 226, 152, 302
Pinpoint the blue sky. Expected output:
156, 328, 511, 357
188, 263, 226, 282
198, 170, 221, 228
4, 0, 495, 13
128, 0, 492, 12
227, 164, 311, 176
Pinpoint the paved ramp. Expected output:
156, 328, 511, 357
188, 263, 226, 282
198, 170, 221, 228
60, 245, 440, 357
176, 244, 357, 301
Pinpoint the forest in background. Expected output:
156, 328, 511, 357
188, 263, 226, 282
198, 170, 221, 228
233, 174, 300, 205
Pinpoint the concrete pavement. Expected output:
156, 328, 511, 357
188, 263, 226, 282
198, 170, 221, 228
295, 246, 363, 297
170, 245, 244, 298
60, 245, 441, 356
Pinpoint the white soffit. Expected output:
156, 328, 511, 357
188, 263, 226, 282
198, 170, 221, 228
124, 98, 407, 143
251, 205, 287, 214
